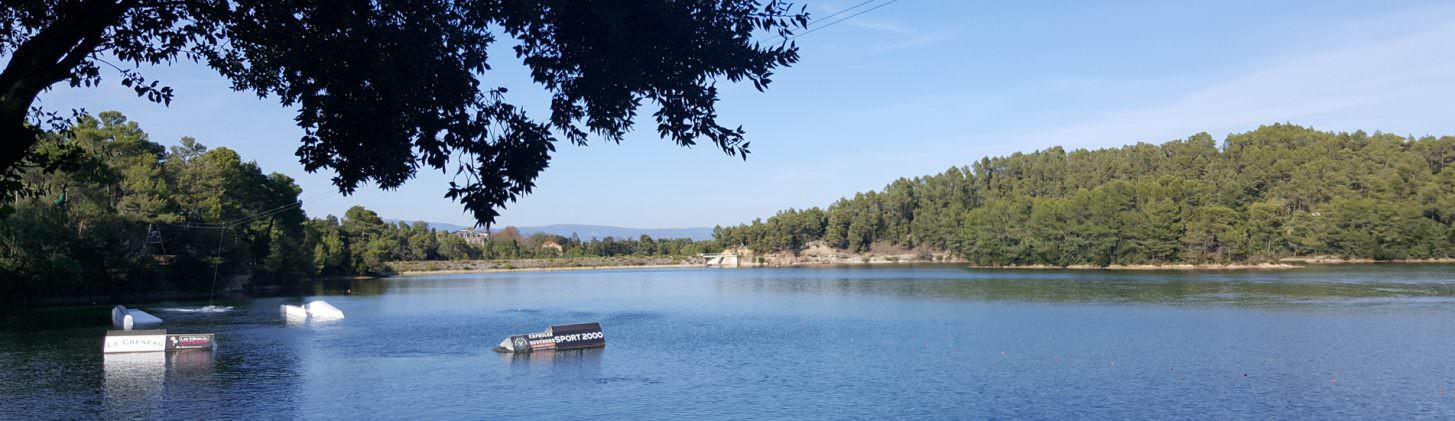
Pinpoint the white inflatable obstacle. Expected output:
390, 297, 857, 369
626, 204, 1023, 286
281, 304, 307, 322
304, 300, 345, 320
280, 300, 345, 324
111, 305, 164, 330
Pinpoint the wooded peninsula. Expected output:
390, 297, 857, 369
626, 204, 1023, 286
715, 124, 1455, 266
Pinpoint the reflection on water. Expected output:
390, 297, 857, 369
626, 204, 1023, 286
709, 265, 1455, 307
103, 352, 165, 418
103, 350, 216, 419
304, 278, 388, 296
500, 349, 606, 382
727, 276, 1455, 306
500, 348, 605, 370
168, 350, 215, 373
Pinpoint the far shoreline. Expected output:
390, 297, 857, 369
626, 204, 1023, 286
394, 263, 701, 276
1278, 257, 1455, 265
389, 257, 1455, 276
965, 262, 1302, 271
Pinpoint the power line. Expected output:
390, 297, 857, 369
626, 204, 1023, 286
208, 227, 224, 306
791, 0, 902, 40
814, 0, 881, 24
158, 189, 333, 231
157, 202, 298, 230
224, 201, 302, 226
769, 0, 886, 43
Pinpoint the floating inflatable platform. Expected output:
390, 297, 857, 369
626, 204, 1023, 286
494, 322, 605, 353
103, 330, 215, 354
304, 300, 345, 320
281, 300, 345, 324
111, 305, 163, 330
281, 304, 307, 321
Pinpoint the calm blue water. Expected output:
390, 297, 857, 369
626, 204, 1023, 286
3, 265, 1455, 419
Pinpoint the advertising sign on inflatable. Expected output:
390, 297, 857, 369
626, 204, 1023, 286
495, 322, 605, 353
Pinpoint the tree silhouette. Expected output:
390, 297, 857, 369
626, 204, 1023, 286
0, 0, 809, 225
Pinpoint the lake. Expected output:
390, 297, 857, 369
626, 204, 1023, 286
3, 265, 1455, 419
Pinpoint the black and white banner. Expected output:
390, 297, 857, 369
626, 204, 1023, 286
502, 322, 605, 353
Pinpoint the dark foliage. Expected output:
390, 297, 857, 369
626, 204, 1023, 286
0, 0, 808, 225
0, 111, 721, 304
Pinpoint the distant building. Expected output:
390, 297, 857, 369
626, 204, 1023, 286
455, 228, 489, 245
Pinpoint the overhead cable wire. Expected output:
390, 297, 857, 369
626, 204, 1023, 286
223, 201, 302, 226
768, 0, 883, 43
158, 189, 333, 230
813, 0, 881, 24
790, 0, 903, 41
158, 202, 299, 230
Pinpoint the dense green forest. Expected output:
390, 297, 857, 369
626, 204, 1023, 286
8, 114, 1454, 303
0, 112, 713, 303
714, 125, 1455, 266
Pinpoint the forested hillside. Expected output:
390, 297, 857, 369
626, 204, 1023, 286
714, 125, 1455, 266
0, 112, 315, 302
0, 112, 714, 304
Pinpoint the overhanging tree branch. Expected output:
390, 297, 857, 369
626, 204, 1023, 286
1, 0, 811, 226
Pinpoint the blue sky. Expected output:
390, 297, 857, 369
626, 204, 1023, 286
35, 0, 1455, 228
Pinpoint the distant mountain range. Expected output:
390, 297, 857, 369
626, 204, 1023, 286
384, 220, 713, 241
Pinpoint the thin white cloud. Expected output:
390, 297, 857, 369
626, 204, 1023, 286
839, 15, 953, 53
866, 32, 953, 53
983, 12, 1455, 152
785, 4, 1455, 195
845, 18, 911, 34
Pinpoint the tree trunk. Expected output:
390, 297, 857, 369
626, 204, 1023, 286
0, 123, 37, 172
0, 0, 132, 173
